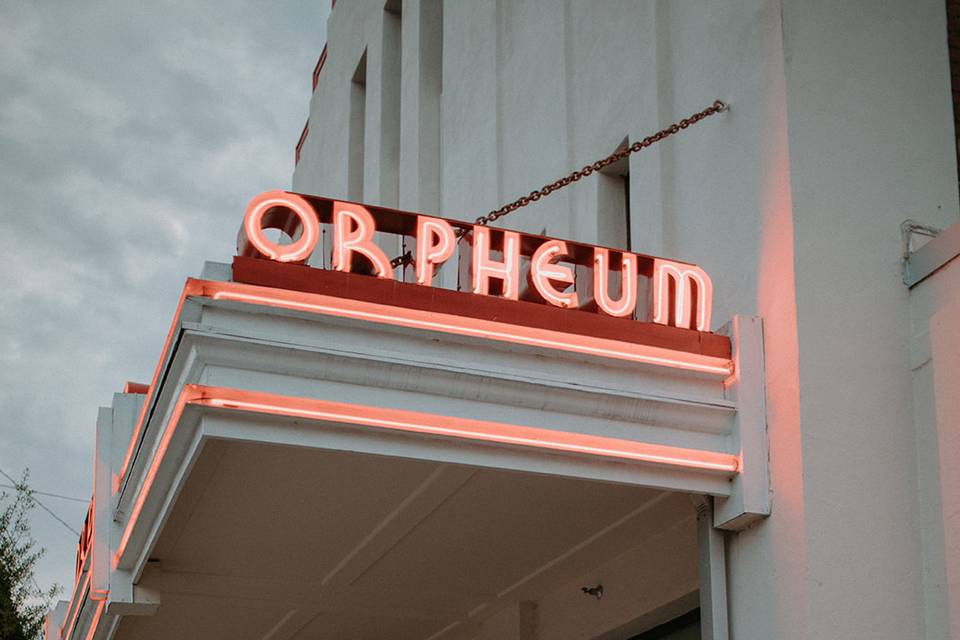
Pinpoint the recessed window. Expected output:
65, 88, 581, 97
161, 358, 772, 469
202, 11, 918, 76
597, 137, 631, 250
381, 0, 402, 207
626, 608, 701, 640
349, 51, 367, 201
416, 0, 442, 213
948, 0, 960, 186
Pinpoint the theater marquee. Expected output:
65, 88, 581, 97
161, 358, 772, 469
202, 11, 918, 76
54, 189, 769, 640
232, 190, 728, 375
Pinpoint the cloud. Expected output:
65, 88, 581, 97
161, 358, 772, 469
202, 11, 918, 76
0, 0, 327, 594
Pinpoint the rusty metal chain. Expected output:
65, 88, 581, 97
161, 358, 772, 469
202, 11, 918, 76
390, 251, 413, 269
390, 99, 727, 269
476, 99, 727, 226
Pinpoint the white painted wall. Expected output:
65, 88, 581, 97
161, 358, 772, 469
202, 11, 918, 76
909, 250, 960, 639
780, 2, 958, 638
294, 1, 960, 638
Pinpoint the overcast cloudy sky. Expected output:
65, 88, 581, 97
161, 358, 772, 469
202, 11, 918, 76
0, 0, 329, 595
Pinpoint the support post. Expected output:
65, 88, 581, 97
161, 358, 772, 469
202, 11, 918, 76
694, 495, 729, 640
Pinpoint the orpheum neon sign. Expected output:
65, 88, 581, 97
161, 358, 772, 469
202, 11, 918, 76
237, 191, 714, 331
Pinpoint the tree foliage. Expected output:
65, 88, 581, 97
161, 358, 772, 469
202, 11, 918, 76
0, 472, 59, 640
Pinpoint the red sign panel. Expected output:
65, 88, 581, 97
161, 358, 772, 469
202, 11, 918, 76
233, 191, 728, 364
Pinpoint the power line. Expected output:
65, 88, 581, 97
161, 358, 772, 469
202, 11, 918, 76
0, 467, 81, 537
0, 484, 87, 504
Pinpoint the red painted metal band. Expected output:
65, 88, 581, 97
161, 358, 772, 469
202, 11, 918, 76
232, 256, 731, 360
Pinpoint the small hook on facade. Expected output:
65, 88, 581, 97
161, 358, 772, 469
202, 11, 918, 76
581, 584, 603, 600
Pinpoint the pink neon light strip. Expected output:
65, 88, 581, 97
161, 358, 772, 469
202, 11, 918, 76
113, 390, 191, 569
208, 284, 733, 375
61, 489, 109, 638
114, 279, 732, 497
60, 572, 108, 640
113, 384, 739, 569
195, 386, 740, 472
83, 600, 106, 640
115, 281, 203, 490
59, 571, 90, 639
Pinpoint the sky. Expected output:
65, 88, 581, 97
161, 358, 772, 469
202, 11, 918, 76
0, 0, 329, 597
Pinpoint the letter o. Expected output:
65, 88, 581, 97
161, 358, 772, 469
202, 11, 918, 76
239, 190, 320, 263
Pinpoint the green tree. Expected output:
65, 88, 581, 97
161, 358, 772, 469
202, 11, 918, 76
0, 473, 60, 640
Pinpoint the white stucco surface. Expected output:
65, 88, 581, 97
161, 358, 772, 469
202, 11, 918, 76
293, 1, 960, 638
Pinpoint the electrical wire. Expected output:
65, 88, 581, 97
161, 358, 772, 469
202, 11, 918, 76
0, 484, 87, 504
0, 467, 81, 537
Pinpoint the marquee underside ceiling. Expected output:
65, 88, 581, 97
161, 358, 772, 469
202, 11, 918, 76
114, 439, 698, 640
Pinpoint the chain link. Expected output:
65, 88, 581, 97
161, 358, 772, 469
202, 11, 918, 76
390, 99, 727, 269
475, 100, 727, 227
389, 251, 411, 269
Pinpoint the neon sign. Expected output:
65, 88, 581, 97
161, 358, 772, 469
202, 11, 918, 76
75, 501, 93, 580
237, 190, 714, 331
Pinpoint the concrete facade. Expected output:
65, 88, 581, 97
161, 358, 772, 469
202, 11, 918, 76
908, 226, 960, 640
43, 2, 960, 639
292, 1, 960, 638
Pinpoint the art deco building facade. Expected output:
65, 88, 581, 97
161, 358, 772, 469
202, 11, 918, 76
48, 2, 960, 639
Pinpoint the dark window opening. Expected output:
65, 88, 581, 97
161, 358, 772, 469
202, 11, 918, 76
627, 608, 701, 640
381, 0, 402, 207
349, 51, 367, 201
948, 0, 960, 185
624, 169, 632, 249
598, 137, 631, 250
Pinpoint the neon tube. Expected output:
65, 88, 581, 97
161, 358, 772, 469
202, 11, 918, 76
209, 284, 732, 375
194, 386, 740, 472
593, 248, 639, 317
59, 571, 90, 640
238, 190, 320, 264
113, 383, 739, 568
115, 280, 206, 490
82, 600, 106, 640
530, 240, 578, 308
331, 201, 393, 277
415, 216, 456, 286
652, 259, 714, 332
113, 390, 191, 569
114, 277, 732, 499
471, 226, 521, 299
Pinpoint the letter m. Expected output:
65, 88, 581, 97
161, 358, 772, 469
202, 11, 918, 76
651, 259, 714, 332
